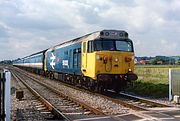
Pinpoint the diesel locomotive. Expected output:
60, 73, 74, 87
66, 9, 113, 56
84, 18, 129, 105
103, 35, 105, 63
13, 30, 138, 93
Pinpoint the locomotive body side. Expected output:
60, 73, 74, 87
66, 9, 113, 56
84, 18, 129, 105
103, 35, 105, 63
45, 42, 82, 75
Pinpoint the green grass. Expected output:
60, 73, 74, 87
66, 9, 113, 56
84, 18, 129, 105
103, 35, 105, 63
126, 65, 180, 98
136, 65, 180, 68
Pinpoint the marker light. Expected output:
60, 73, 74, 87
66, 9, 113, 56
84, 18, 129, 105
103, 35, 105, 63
97, 55, 103, 60
104, 56, 108, 61
103, 56, 108, 63
96, 55, 100, 60
125, 56, 132, 62
109, 56, 112, 62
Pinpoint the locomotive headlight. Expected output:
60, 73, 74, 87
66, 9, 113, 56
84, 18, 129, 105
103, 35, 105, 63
96, 55, 102, 60
114, 58, 119, 62
128, 68, 132, 72
96, 55, 100, 60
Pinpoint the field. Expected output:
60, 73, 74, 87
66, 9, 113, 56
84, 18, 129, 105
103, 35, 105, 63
126, 65, 180, 98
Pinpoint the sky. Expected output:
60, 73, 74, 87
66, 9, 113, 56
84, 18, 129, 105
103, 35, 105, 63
0, 0, 180, 60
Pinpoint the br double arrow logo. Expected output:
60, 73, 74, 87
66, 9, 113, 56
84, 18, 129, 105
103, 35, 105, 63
50, 53, 56, 69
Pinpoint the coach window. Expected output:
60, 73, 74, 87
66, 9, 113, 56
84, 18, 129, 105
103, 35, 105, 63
88, 41, 94, 53
83, 42, 86, 53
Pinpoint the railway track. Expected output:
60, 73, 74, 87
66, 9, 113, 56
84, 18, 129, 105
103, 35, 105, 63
11, 69, 106, 121
119, 92, 171, 108
11, 66, 171, 114
97, 91, 171, 111
11, 72, 60, 120
11, 71, 69, 120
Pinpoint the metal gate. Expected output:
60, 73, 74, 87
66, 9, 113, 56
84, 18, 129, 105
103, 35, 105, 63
0, 70, 11, 121
169, 69, 180, 101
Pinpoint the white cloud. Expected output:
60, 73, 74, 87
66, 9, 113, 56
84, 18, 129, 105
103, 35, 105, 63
0, 0, 180, 60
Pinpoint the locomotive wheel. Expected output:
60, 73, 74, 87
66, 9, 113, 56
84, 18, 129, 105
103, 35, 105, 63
114, 88, 121, 94
88, 79, 96, 91
96, 81, 103, 93
113, 83, 121, 94
50, 73, 54, 79
98, 86, 104, 93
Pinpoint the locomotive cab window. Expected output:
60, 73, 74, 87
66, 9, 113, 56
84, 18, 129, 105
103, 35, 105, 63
94, 39, 133, 52
88, 41, 94, 53
83, 42, 86, 53
116, 41, 133, 52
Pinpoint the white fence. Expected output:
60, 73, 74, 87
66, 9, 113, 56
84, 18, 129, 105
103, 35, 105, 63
169, 69, 180, 101
0, 69, 11, 121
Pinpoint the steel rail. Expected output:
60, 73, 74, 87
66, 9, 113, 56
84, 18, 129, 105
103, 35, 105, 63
119, 92, 171, 107
94, 92, 149, 111
12, 68, 105, 116
11, 71, 70, 121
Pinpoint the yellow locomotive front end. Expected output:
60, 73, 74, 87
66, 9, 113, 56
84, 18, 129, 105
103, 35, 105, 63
81, 30, 137, 92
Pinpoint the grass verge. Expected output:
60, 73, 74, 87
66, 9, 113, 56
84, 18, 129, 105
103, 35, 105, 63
126, 81, 168, 98
126, 65, 180, 98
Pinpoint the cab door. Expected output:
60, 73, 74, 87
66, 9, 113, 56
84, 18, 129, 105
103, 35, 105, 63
81, 41, 87, 73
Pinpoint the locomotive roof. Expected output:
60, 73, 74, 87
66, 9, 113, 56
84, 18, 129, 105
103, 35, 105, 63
53, 31, 99, 48
48, 30, 129, 51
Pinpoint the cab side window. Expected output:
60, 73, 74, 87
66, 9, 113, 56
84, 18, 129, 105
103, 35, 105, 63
88, 41, 94, 53
83, 42, 86, 53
